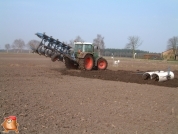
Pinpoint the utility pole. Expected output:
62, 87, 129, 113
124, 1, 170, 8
98, 41, 101, 56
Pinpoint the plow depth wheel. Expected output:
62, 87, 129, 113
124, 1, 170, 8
97, 58, 108, 70
84, 55, 93, 70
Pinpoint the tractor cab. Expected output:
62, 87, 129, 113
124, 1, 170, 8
74, 42, 94, 53
74, 42, 99, 59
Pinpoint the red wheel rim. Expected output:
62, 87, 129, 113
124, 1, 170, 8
98, 60, 106, 69
85, 57, 93, 70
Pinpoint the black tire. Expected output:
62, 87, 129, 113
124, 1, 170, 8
97, 58, 108, 70
78, 58, 85, 70
79, 55, 94, 70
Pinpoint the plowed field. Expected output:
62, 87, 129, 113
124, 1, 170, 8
0, 53, 178, 134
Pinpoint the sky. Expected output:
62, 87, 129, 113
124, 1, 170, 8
0, 0, 178, 53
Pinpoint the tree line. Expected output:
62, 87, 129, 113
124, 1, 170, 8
104, 48, 149, 58
4, 35, 178, 59
167, 36, 178, 56
4, 34, 105, 54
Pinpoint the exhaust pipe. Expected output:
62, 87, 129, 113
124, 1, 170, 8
152, 71, 174, 82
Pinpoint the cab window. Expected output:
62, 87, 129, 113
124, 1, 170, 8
74, 44, 83, 52
84, 45, 92, 52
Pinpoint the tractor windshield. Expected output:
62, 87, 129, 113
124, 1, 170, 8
74, 44, 83, 52
84, 44, 93, 52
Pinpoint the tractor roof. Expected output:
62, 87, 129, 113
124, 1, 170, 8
74, 42, 92, 45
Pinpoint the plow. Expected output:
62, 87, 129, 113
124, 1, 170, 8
33, 32, 108, 70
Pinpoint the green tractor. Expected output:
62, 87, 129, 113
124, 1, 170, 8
34, 33, 108, 71
64, 42, 108, 70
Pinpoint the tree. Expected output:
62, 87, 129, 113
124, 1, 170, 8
12, 39, 25, 53
104, 51, 111, 56
74, 36, 84, 42
125, 36, 142, 59
11, 44, 17, 52
167, 36, 178, 59
5, 44, 10, 53
27, 40, 40, 53
68, 40, 74, 47
93, 34, 105, 56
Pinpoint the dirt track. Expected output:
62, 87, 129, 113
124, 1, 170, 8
0, 54, 178, 134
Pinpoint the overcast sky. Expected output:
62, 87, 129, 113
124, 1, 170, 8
0, 0, 178, 53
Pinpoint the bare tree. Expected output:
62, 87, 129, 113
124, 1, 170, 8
63, 41, 68, 46
167, 36, 178, 57
13, 39, 25, 53
125, 36, 142, 58
69, 40, 74, 47
74, 36, 84, 42
93, 34, 105, 56
11, 44, 17, 52
5, 44, 11, 53
27, 40, 40, 53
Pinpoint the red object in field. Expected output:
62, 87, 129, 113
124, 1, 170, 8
5, 116, 17, 120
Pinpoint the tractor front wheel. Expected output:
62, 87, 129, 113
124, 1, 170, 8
97, 58, 108, 70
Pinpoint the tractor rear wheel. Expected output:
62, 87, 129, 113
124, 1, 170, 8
79, 55, 94, 70
97, 58, 108, 70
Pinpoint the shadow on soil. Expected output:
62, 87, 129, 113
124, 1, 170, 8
55, 69, 178, 88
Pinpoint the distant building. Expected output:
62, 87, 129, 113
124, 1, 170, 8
162, 49, 178, 60
143, 53, 162, 60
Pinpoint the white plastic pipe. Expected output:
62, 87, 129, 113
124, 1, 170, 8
143, 71, 164, 80
151, 71, 174, 82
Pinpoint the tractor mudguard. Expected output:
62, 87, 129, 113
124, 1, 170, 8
95, 57, 103, 66
77, 52, 93, 59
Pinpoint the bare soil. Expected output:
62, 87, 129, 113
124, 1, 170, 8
0, 53, 178, 134
60, 69, 178, 88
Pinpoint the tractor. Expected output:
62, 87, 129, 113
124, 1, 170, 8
34, 33, 108, 70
